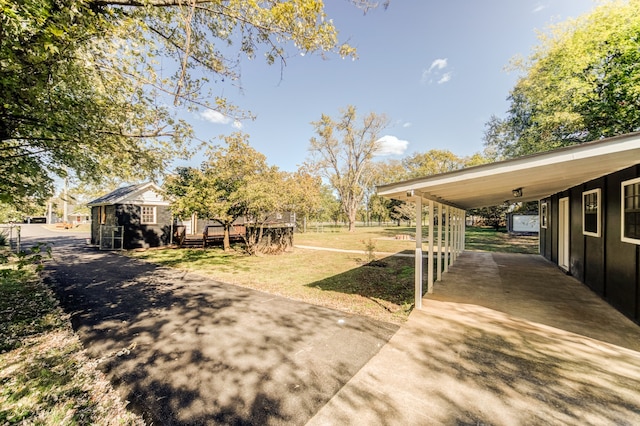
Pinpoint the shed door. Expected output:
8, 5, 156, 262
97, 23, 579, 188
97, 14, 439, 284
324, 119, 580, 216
558, 197, 570, 271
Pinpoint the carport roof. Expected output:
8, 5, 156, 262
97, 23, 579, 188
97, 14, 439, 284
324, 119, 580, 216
377, 132, 640, 209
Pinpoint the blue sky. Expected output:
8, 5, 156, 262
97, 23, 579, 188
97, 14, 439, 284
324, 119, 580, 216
182, 0, 598, 173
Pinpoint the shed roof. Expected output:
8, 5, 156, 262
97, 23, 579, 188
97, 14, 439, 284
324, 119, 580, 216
377, 132, 640, 209
87, 182, 167, 207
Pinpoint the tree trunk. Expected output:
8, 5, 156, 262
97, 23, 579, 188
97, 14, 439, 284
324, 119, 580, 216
348, 210, 357, 232
223, 223, 231, 251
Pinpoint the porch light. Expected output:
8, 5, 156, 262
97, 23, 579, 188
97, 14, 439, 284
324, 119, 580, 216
512, 188, 523, 198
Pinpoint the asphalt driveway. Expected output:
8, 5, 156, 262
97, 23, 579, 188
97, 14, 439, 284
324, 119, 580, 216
29, 228, 398, 425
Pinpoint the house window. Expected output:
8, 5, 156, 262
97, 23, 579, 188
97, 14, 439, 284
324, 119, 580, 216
582, 189, 601, 237
540, 202, 548, 229
141, 206, 157, 224
622, 177, 640, 244
99, 206, 106, 224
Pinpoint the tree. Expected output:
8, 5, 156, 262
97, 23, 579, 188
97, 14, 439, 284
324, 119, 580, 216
309, 105, 389, 231
401, 150, 465, 179
1, 0, 372, 206
469, 205, 509, 230
390, 201, 414, 227
314, 185, 342, 225
164, 132, 268, 251
287, 166, 323, 232
239, 166, 294, 254
485, 0, 640, 158
165, 132, 308, 253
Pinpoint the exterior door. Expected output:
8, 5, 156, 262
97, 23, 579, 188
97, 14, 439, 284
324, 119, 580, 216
558, 197, 570, 271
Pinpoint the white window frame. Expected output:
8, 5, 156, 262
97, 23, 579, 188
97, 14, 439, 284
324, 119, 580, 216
582, 188, 601, 237
141, 205, 157, 225
540, 202, 548, 229
621, 177, 640, 245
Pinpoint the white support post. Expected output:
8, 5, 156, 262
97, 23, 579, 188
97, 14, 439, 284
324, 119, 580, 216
415, 197, 423, 310
451, 210, 457, 264
460, 210, 467, 253
444, 205, 450, 272
427, 200, 434, 293
457, 208, 463, 255
458, 210, 465, 254
436, 202, 442, 282
459, 208, 464, 254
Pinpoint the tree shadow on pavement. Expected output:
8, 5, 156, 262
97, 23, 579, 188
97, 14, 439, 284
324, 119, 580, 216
44, 245, 398, 425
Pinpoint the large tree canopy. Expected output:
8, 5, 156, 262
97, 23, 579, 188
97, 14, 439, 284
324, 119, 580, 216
485, 0, 640, 158
308, 105, 388, 232
1, 0, 370, 206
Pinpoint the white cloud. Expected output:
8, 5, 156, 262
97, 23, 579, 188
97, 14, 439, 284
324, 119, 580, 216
232, 120, 243, 130
374, 135, 409, 156
428, 58, 448, 72
402, 122, 412, 128
201, 110, 230, 124
438, 72, 452, 84
421, 58, 452, 85
532, 3, 547, 13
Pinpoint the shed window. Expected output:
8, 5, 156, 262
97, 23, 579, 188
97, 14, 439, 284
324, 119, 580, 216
622, 177, 640, 244
582, 189, 601, 237
540, 202, 548, 229
141, 206, 157, 224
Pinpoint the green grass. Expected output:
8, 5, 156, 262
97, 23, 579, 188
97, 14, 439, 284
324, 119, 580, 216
465, 226, 539, 254
130, 226, 538, 324
132, 245, 416, 323
0, 259, 144, 425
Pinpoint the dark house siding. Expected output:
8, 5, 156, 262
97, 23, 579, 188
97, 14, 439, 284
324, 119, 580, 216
116, 204, 173, 249
91, 204, 172, 249
541, 164, 640, 323
570, 186, 584, 283
584, 178, 605, 296
604, 166, 639, 320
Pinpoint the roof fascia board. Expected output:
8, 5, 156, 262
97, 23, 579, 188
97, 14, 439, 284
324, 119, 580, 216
377, 134, 640, 197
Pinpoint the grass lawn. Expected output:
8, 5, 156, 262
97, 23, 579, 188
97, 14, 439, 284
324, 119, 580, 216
465, 226, 539, 254
129, 226, 539, 324
131, 245, 416, 324
0, 262, 144, 425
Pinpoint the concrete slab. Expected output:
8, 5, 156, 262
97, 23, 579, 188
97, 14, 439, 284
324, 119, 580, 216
308, 252, 640, 425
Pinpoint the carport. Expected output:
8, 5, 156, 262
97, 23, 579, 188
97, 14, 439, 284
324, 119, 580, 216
306, 136, 640, 425
376, 134, 640, 309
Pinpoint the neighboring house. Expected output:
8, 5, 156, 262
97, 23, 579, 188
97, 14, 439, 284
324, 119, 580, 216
377, 132, 640, 323
67, 211, 91, 224
87, 182, 172, 249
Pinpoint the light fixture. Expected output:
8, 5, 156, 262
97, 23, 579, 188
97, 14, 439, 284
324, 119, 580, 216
512, 188, 523, 198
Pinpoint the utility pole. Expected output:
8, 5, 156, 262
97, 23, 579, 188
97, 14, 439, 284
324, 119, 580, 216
63, 174, 69, 224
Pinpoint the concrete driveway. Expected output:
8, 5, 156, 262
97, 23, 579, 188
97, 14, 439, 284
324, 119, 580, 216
20, 226, 398, 425
309, 252, 640, 425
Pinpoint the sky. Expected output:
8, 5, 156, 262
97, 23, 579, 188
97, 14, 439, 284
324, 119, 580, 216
180, 0, 599, 173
